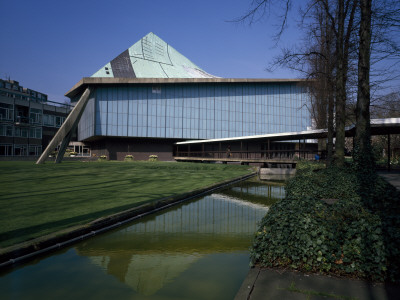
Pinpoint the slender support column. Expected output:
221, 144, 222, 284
55, 126, 75, 163
36, 87, 92, 164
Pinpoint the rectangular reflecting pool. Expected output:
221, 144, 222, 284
0, 178, 285, 300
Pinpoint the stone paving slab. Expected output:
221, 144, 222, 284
235, 268, 400, 300
378, 171, 400, 191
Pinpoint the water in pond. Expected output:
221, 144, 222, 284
0, 178, 285, 300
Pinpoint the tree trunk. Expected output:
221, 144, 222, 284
334, 0, 346, 167
354, 0, 373, 171
327, 91, 334, 166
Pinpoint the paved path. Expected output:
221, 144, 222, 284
378, 170, 400, 191
235, 268, 400, 300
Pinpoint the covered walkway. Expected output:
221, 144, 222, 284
174, 118, 400, 168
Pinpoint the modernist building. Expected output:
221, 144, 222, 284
0, 79, 70, 157
62, 33, 311, 161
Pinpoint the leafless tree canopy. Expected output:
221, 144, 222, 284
238, 0, 400, 167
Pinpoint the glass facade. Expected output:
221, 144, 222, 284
78, 82, 310, 141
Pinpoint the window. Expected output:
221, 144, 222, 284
0, 124, 13, 136
43, 114, 55, 126
55, 116, 62, 127
0, 103, 14, 121
29, 145, 41, 156
14, 127, 29, 138
0, 144, 13, 156
30, 127, 42, 139
30, 108, 42, 124
14, 144, 27, 156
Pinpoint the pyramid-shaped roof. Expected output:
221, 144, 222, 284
92, 32, 218, 79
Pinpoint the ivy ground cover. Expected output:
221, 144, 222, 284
250, 162, 400, 282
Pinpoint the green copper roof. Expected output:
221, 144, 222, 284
92, 32, 218, 79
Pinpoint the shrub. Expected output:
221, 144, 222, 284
124, 154, 134, 161
148, 155, 158, 162
98, 155, 107, 162
250, 162, 400, 282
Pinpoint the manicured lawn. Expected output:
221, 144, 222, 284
0, 161, 252, 248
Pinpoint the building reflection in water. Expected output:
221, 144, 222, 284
76, 180, 285, 296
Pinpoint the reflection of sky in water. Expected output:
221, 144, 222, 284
0, 180, 283, 300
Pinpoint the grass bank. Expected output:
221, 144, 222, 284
0, 161, 252, 248
250, 161, 400, 282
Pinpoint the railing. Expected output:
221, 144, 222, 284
15, 116, 29, 124
175, 150, 328, 161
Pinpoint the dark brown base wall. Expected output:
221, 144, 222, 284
85, 137, 181, 161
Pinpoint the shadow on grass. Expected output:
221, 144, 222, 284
0, 178, 150, 201
0, 200, 157, 248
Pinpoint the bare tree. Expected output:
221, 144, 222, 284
238, 0, 400, 168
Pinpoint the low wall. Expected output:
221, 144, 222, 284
259, 167, 296, 176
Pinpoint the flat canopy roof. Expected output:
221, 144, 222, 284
65, 77, 308, 98
176, 118, 400, 145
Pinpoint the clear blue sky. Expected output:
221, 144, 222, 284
1, 0, 308, 102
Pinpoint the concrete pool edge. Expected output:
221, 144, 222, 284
0, 171, 257, 269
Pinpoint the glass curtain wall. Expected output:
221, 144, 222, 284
84, 83, 310, 141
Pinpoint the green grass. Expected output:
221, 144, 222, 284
0, 161, 252, 248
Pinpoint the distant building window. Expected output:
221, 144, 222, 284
0, 124, 13, 137
0, 144, 13, 156
44, 114, 55, 127
152, 86, 161, 94
0, 103, 14, 121
30, 127, 42, 139
55, 116, 63, 127
14, 127, 29, 138
14, 144, 27, 156
30, 108, 42, 124
5, 83, 11, 89
28, 145, 41, 156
